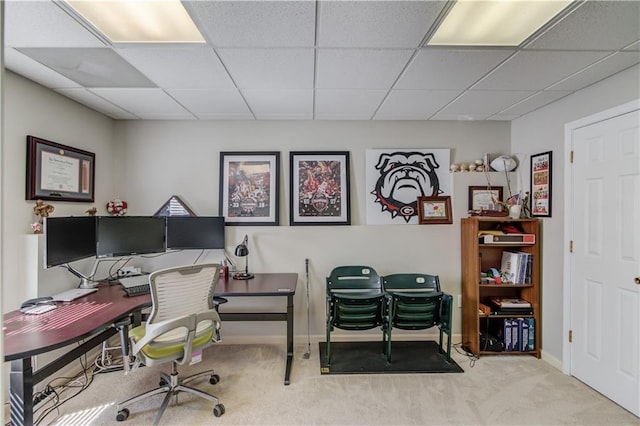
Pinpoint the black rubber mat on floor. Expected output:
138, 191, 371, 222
318, 340, 463, 374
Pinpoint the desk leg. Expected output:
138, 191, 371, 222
284, 293, 294, 385
10, 358, 34, 426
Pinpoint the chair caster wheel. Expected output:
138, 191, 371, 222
116, 408, 129, 421
209, 374, 220, 385
213, 403, 225, 417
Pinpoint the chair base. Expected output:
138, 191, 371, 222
116, 363, 224, 425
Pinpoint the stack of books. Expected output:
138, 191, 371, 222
500, 251, 533, 284
503, 318, 535, 352
489, 297, 533, 315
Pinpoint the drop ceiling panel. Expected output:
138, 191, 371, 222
315, 89, 387, 120
218, 48, 314, 89
4, 48, 82, 89
526, 1, 640, 51
89, 88, 192, 117
396, 49, 514, 90
316, 49, 414, 89
55, 88, 138, 119
165, 89, 253, 119
242, 89, 313, 120
494, 90, 572, 117
185, 1, 316, 47
4, 0, 105, 47
17, 48, 156, 88
436, 90, 536, 118
374, 90, 460, 120
115, 46, 235, 89
547, 51, 640, 91
474, 50, 611, 91
625, 41, 640, 51
317, 1, 446, 48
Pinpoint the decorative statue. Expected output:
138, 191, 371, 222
32, 199, 55, 234
85, 207, 98, 216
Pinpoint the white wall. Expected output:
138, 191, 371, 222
1, 71, 115, 311
511, 64, 640, 364
112, 119, 512, 341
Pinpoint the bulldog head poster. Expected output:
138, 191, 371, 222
366, 149, 450, 224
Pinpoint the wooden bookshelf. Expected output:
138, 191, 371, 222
461, 217, 541, 358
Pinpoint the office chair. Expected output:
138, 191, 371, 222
382, 273, 452, 363
325, 265, 385, 365
116, 263, 225, 424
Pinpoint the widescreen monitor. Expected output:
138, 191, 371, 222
44, 216, 97, 268
166, 216, 226, 250
96, 216, 166, 258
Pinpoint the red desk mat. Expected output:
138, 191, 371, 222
4, 302, 113, 336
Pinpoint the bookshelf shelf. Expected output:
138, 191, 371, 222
461, 217, 541, 358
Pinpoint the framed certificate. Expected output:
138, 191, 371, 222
468, 186, 503, 212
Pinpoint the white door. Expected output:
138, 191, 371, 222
570, 109, 640, 416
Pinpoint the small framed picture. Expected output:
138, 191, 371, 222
530, 151, 552, 217
219, 151, 280, 226
468, 186, 503, 212
289, 151, 350, 226
26, 135, 95, 202
417, 196, 452, 224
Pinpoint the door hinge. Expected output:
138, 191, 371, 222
569, 330, 573, 343
570, 240, 574, 253
570, 150, 574, 163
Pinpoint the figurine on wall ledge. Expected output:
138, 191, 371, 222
106, 197, 128, 216
32, 199, 55, 233
85, 207, 97, 216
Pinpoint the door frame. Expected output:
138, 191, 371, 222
562, 99, 640, 374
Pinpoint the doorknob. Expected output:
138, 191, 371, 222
635, 277, 640, 285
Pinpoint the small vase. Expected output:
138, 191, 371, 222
509, 204, 522, 219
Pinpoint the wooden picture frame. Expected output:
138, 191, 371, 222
26, 135, 95, 202
219, 151, 280, 226
530, 151, 552, 217
468, 186, 504, 212
289, 151, 350, 226
417, 196, 452, 224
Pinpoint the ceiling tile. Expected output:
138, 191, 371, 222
437, 90, 536, 117
242, 89, 313, 120
115, 46, 236, 89
396, 49, 514, 90
315, 89, 387, 120
317, 1, 446, 48
165, 89, 253, 119
4, 48, 81, 89
374, 90, 460, 120
431, 113, 491, 121
4, 0, 106, 48
55, 88, 138, 119
218, 48, 314, 89
493, 90, 572, 117
317, 49, 414, 89
547, 51, 640, 91
17, 48, 156, 88
474, 50, 611, 91
185, 0, 315, 47
526, 1, 640, 51
89, 88, 193, 117
624, 41, 640, 51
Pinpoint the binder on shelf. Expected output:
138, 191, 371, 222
481, 234, 536, 244
511, 319, 518, 351
527, 318, 535, 351
503, 319, 513, 351
518, 319, 530, 352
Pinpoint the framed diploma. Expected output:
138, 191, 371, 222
468, 186, 503, 212
26, 135, 95, 202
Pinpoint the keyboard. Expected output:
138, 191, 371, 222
119, 275, 151, 297
21, 304, 57, 315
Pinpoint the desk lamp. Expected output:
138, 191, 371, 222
233, 234, 254, 280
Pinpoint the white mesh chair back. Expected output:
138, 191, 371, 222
148, 263, 219, 324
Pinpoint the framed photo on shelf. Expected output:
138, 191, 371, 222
219, 151, 280, 226
468, 186, 503, 212
289, 151, 350, 226
26, 135, 95, 202
530, 151, 552, 217
417, 196, 452, 224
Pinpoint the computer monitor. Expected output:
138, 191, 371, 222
96, 216, 166, 258
166, 216, 226, 250
44, 216, 97, 268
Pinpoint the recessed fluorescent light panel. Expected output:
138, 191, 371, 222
429, 0, 573, 46
63, 0, 205, 43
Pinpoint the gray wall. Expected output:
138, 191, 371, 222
511, 64, 640, 366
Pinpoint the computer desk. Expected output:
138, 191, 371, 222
3, 272, 298, 426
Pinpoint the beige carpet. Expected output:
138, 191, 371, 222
36, 343, 637, 426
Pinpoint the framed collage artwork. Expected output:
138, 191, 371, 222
289, 151, 350, 225
530, 151, 552, 217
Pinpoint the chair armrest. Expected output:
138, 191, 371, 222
131, 314, 196, 356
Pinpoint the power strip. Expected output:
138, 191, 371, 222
118, 267, 141, 277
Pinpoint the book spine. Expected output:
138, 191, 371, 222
525, 254, 533, 284
504, 319, 513, 352
527, 318, 535, 351
520, 319, 530, 352
511, 319, 518, 352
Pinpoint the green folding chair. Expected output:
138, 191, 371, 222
325, 265, 385, 365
